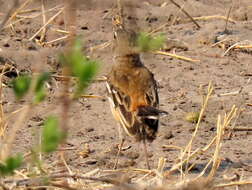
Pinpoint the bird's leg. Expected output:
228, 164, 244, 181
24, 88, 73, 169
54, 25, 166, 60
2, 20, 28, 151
143, 137, 150, 170
113, 125, 125, 170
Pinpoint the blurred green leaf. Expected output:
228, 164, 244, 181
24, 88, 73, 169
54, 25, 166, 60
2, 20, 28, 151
35, 72, 51, 93
12, 75, 31, 99
137, 32, 165, 52
34, 90, 46, 104
42, 116, 64, 153
0, 154, 23, 176
59, 38, 99, 97
33, 72, 51, 104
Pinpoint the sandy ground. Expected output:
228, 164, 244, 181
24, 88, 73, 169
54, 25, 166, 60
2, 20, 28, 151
0, 0, 252, 188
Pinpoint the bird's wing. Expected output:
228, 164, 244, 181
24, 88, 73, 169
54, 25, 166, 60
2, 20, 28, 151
106, 81, 141, 139
106, 74, 165, 142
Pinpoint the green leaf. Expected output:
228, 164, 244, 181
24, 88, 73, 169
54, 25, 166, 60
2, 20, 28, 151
33, 72, 51, 104
12, 75, 31, 99
137, 32, 165, 52
35, 72, 51, 93
0, 154, 23, 176
42, 116, 64, 153
59, 38, 99, 97
34, 89, 46, 104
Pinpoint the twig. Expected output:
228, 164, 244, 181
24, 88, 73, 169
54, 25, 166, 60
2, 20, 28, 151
215, 180, 252, 188
29, 8, 64, 41
51, 74, 107, 82
8, 0, 32, 23
224, 0, 235, 32
217, 87, 243, 96
40, 0, 47, 42
153, 50, 200, 62
170, 83, 214, 173
194, 15, 236, 23
3, 5, 63, 29
169, 0, 200, 29
3, 174, 125, 187
3, 105, 32, 159
44, 35, 69, 45
0, 0, 19, 31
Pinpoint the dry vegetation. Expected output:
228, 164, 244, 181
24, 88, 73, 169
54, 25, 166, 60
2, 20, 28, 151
0, 0, 252, 189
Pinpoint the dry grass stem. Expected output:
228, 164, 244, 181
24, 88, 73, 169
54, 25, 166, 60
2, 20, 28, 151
183, 83, 214, 166
169, 0, 200, 29
40, 0, 47, 42
8, 0, 33, 21
3, 105, 32, 160
88, 42, 111, 52
3, 5, 63, 29
194, 15, 236, 23
0, 0, 19, 31
45, 35, 69, 45
223, 40, 252, 56
153, 50, 200, 62
29, 8, 64, 41
224, 0, 235, 32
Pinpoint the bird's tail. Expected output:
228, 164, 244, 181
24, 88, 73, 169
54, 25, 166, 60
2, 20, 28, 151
136, 106, 168, 142
137, 106, 168, 119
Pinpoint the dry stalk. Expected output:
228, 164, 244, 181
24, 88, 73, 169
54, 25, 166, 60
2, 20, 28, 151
0, 1, 18, 26
224, 0, 235, 32
169, 0, 200, 29
153, 50, 200, 62
29, 8, 64, 41
60, 0, 77, 137
194, 15, 236, 23
215, 180, 252, 188
167, 83, 217, 175
223, 40, 252, 56
0, 0, 19, 31
40, 0, 47, 42
44, 35, 69, 45
3, 5, 63, 29
7, 0, 33, 22
0, 68, 7, 139
184, 83, 213, 169
3, 105, 32, 160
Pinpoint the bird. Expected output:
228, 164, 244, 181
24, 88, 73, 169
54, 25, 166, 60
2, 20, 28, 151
106, 2, 167, 169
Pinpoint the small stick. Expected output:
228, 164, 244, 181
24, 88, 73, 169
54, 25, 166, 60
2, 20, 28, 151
169, 0, 200, 29
222, 41, 249, 56
29, 8, 64, 41
153, 50, 200, 62
217, 87, 243, 96
44, 35, 69, 45
194, 15, 236, 23
88, 41, 111, 52
40, 0, 47, 42
215, 180, 252, 188
3, 5, 63, 29
18, 8, 40, 14
79, 95, 104, 99
0, 0, 19, 31
51, 28, 70, 34
236, 45, 252, 49
8, 0, 33, 22
224, 0, 235, 33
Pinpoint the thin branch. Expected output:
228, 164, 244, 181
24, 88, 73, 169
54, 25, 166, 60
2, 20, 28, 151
0, 0, 19, 31
169, 0, 200, 29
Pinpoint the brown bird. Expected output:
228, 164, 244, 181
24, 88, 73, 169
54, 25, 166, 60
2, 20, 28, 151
106, 21, 167, 169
